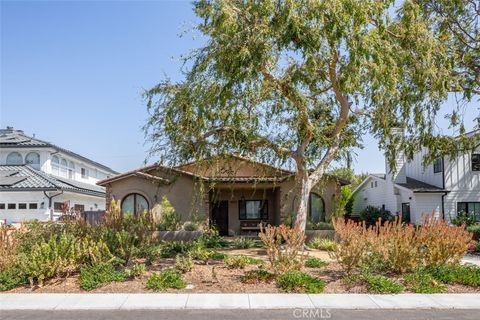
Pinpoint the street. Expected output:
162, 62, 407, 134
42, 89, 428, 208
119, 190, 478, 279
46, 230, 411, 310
2, 309, 480, 320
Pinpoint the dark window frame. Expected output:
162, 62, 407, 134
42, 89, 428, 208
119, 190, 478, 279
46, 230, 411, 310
18, 203, 27, 210
0, 204, 5, 209
238, 199, 268, 220
29, 203, 38, 209
121, 193, 149, 216
472, 154, 480, 172
81, 167, 88, 179
308, 192, 326, 223
457, 202, 480, 221
433, 157, 443, 173
53, 202, 64, 212
74, 204, 85, 213
7, 203, 16, 209
401, 202, 411, 223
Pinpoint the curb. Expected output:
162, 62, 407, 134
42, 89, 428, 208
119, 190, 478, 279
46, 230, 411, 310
1, 293, 480, 310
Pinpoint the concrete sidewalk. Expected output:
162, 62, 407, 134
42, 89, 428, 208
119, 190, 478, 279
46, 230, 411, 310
0, 293, 479, 310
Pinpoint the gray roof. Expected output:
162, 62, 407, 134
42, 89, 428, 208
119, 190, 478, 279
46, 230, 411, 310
0, 128, 118, 174
0, 165, 105, 197
397, 177, 447, 193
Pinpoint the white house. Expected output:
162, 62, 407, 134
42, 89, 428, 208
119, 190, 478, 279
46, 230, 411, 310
0, 127, 118, 224
352, 129, 480, 224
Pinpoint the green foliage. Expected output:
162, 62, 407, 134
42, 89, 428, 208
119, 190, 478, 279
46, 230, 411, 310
307, 238, 336, 251
241, 269, 275, 284
137, 243, 162, 264
160, 241, 193, 258
427, 264, 480, 287
157, 196, 181, 231
365, 275, 404, 294
231, 237, 256, 249
175, 254, 194, 273
306, 222, 334, 230
224, 255, 262, 269
183, 221, 200, 231
197, 228, 228, 248
79, 262, 127, 291
125, 263, 146, 279
452, 212, 477, 227
359, 206, 392, 226
189, 246, 216, 264
146, 269, 187, 291
100, 229, 137, 264
305, 257, 329, 268
467, 224, 480, 233
277, 271, 325, 293
404, 270, 445, 293
0, 266, 27, 291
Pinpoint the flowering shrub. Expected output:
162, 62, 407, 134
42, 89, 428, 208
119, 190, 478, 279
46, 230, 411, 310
259, 224, 306, 273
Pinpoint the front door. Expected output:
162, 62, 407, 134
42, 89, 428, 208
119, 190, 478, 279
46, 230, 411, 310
211, 201, 229, 236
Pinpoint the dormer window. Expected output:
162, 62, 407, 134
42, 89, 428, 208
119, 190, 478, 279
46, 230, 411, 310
433, 158, 443, 173
472, 154, 480, 172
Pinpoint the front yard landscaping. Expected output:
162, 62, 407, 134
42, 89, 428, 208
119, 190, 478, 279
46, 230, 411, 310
1, 205, 479, 294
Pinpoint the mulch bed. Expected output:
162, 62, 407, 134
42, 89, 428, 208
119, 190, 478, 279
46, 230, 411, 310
6, 248, 480, 294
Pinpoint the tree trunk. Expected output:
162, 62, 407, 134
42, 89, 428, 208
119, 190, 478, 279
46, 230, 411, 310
294, 169, 311, 231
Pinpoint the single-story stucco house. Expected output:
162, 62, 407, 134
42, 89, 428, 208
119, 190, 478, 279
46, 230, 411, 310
97, 155, 348, 236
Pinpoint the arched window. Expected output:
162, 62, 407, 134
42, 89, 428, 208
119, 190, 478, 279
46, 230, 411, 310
68, 161, 75, 179
52, 156, 60, 175
60, 159, 68, 177
6, 152, 23, 165
308, 192, 325, 223
121, 193, 149, 216
25, 152, 40, 170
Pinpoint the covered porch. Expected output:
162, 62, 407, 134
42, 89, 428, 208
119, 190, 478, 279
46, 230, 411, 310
208, 183, 282, 236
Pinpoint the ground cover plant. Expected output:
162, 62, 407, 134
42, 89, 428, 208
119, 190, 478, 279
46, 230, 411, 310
277, 271, 325, 293
307, 238, 336, 251
146, 268, 187, 291
305, 257, 329, 268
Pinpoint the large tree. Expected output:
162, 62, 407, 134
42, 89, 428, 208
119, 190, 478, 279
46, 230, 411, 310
145, 0, 477, 230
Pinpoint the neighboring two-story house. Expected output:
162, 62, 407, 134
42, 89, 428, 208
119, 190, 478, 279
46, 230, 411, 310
0, 127, 118, 223
352, 129, 480, 224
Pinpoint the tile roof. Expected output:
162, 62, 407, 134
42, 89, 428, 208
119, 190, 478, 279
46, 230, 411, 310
0, 165, 105, 196
0, 128, 117, 174
396, 177, 447, 193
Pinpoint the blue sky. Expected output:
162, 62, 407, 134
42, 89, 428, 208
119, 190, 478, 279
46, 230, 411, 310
1, 0, 478, 174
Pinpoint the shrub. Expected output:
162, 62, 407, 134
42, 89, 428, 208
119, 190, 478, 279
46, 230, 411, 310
197, 228, 228, 248
146, 269, 187, 291
211, 251, 228, 260
365, 275, 404, 294
100, 229, 137, 264
0, 266, 27, 291
183, 221, 200, 231
17, 232, 83, 286
157, 196, 182, 231
466, 224, 480, 234
0, 225, 18, 270
160, 241, 193, 258
137, 243, 162, 264
79, 262, 127, 291
305, 257, 329, 268
241, 269, 275, 284
404, 271, 445, 293
125, 263, 146, 279
331, 219, 370, 273
359, 206, 392, 226
189, 246, 216, 264
427, 264, 480, 287
452, 212, 476, 227
307, 238, 336, 251
306, 222, 334, 230
259, 224, 306, 273
276, 271, 325, 293
223, 255, 261, 269
231, 237, 256, 249
175, 254, 194, 273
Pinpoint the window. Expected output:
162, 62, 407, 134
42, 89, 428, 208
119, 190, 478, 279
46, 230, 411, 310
29, 203, 38, 209
308, 193, 325, 223
121, 193, 149, 216
7, 204, 16, 209
370, 182, 374, 188
74, 204, 85, 212
374, 181, 378, 187
6, 152, 23, 165
81, 168, 88, 179
52, 156, 60, 175
457, 202, 480, 222
25, 152, 40, 170
54, 202, 64, 212
18, 203, 27, 209
239, 200, 268, 220
401, 203, 411, 223
0, 204, 5, 209
60, 159, 68, 178
433, 157, 443, 173
68, 161, 75, 179
472, 154, 480, 171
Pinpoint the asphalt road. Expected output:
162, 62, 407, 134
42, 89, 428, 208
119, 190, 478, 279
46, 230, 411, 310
2, 309, 480, 320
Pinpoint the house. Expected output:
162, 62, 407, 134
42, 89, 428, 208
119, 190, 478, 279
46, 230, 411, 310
0, 127, 118, 223
352, 129, 480, 224
98, 155, 349, 235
